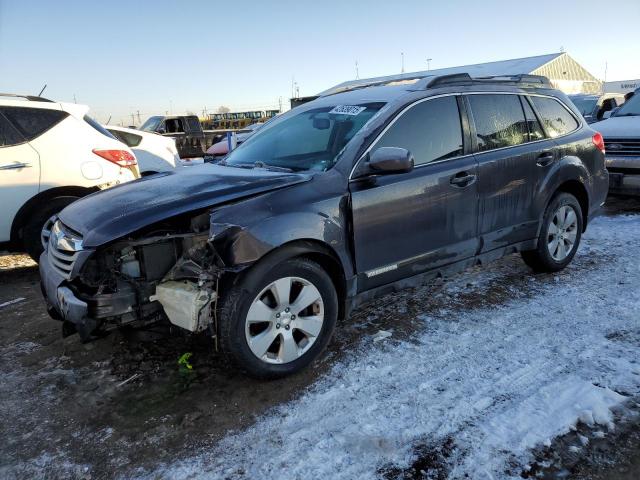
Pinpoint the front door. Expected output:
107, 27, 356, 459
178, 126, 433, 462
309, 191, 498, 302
349, 95, 480, 291
0, 113, 40, 242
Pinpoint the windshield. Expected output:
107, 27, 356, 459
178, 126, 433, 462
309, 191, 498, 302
569, 96, 597, 116
614, 93, 640, 116
140, 116, 163, 132
224, 103, 384, 171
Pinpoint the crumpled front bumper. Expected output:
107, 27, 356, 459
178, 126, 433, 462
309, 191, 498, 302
39, 251, 100, 340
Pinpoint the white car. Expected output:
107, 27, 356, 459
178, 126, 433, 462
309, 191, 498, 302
0, 94, 139, 260
106, 125, 180, 175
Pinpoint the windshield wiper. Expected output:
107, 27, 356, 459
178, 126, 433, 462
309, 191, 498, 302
253, 161, 294, 173
222, 161, 295, 173
219, 161, 254, 169
614, 113, 640, 117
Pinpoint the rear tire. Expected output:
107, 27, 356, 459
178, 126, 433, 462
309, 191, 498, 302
521, 192, 583, 273
218, 257, 338, 379
23, 196, 79, 262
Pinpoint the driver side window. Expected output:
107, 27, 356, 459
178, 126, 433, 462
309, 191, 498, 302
375, 96, 463, 166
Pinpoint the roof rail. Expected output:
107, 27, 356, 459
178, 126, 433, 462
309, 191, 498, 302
0, 93, 54, 102
419, 73, 552, 90
319, 73, 435, 97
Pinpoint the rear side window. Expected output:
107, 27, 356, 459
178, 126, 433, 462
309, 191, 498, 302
166, 118, 184, 133
84, 115, 117, 139
186, 117, 201, 133
375, 96, 463, 166
530, 96, 579, 137
1, 106, 68, 141
0, 113, 26, 147
468, 94, 528, 151
108, 129, 142, 147
521, 97, 545, 142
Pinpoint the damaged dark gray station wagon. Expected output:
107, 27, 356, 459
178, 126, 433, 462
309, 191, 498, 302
40, 73, 608, 378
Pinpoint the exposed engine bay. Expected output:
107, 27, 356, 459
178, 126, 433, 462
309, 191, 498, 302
64, 212, 223, 341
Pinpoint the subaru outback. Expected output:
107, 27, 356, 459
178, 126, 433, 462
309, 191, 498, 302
39, 73, 608, 378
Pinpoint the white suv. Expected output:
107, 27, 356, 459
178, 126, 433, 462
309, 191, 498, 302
0, 94, 139, 260
106, 125, 180, 175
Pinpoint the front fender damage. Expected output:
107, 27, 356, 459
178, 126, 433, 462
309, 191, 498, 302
146, 221, 267, 338
62, 211, 298, 342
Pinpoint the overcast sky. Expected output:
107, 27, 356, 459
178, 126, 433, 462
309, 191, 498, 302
1, 0, 639, 125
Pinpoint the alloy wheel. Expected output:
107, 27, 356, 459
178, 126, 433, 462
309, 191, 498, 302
547, 205, 578, 261
245, 276, 324, 364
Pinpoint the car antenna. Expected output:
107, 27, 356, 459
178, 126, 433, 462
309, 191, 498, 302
106, 115, 112, 125
37, 84, 47, 97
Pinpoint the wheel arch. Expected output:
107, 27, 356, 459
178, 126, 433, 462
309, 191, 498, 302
10, 185, 98, 245
555, 180, 589, 232
225, 238, 349, 321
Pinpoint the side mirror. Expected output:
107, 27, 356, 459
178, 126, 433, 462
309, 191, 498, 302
369, 147, 414, 174
157, 128, 166, 134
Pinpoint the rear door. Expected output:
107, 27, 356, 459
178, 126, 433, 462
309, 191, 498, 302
466, 93, 556, 251
350, 95, 480, 291
0, 112, 40, 241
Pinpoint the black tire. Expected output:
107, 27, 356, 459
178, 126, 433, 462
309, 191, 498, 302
521, 192, 583, 273
218, 257, 338, 379
23, 196, 79, 262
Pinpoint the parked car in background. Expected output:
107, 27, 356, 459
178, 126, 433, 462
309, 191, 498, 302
568, 93, 626, 123
106, 125, 180, 175
139, 114, 207, 159
592, 88, 640, 195
39, 74, 607, 378
0, 94, 138, 260
205, 122, 264, 157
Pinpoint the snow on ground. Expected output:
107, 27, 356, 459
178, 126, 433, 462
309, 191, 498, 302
147, 215, 640, 480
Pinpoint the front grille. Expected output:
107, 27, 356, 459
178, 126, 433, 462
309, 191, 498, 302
47, 220, 83, 280
604, 138, 640, 156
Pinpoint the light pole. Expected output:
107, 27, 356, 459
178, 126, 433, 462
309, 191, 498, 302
427, 58, 432, 71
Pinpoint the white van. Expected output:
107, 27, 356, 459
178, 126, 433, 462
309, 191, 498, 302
0, 94, 138, 260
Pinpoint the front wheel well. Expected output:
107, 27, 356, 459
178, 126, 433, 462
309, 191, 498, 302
10, 186, 98, 245
555, 180, 589, 231
224, 239, 348, 321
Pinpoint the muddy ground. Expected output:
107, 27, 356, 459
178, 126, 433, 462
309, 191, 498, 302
1, 196, 639, 480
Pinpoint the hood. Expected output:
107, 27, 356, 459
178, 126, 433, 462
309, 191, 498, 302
59, 163, 311, 248
591, 116, 640, 138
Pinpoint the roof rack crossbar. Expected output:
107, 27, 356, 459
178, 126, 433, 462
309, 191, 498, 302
0, 93, 54, 102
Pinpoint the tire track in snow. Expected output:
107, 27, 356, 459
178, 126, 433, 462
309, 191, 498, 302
147, 215, 640, 480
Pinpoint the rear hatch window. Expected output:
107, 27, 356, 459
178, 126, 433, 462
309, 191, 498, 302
84, 115, 117, 139
107, 129, 142, 147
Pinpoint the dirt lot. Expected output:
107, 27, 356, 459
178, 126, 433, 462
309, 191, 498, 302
1, 197, 639, 480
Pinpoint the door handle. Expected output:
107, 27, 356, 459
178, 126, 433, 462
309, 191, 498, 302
536, 152, 554, 167
450, 172, 476, 188
0, 162, 31, 171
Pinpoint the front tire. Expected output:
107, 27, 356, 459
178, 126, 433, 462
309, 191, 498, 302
521, 192, 583, 273
218, 257, 338, 379
23, 196, 79, 262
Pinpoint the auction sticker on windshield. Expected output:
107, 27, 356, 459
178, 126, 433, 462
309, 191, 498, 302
329, 105, 366, 116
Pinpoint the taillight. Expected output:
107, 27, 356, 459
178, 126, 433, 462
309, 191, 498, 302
92, 149, 137, 167
592, 132, 605, 154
